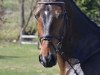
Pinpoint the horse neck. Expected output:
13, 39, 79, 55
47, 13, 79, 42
64, 0, 98, 36
63, 0, 98, 50
65, 0, 90, 24
61, 0, 100, 60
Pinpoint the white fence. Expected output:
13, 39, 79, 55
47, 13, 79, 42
20, 35, 38, 45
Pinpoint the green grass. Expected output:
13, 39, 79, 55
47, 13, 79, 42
0, 43, 59, 75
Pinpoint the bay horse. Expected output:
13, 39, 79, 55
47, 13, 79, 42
34, 0, 100, 75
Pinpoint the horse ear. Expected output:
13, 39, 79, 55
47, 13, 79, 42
33, 4, 44, 18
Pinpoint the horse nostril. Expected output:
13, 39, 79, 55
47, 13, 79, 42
39, 55, 47, 65
39, 54, 57, 67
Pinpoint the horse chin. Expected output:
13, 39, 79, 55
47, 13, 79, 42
41, 60, 57, 68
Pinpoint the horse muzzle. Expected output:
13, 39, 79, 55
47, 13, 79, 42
39, 53, 57, 67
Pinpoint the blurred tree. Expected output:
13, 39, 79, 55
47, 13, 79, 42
0, 0, 4, 25
19, 0, 25, 42
19, 0, 25, 28
0, 0, 3, 9
19, 0, 36, 35
75, 0, 100, 25
18, 0, 36, 43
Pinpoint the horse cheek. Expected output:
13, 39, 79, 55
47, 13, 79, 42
37, 18, 43, 37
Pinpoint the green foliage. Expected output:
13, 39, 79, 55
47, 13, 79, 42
75, 0, 100, 24
3, 0, 18, 11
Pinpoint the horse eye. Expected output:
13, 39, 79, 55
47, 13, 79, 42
54, 13, 62, 18
58, 13, 63, 18
34, 13, 40, 20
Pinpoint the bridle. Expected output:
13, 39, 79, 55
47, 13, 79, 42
38, 2, 65, 4
37, 1, 79, 75
37, 1, 66, 49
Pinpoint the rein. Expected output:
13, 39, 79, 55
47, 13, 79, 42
37, 1, 79, 75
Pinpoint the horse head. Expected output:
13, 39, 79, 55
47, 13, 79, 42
34, 0, 67, 67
